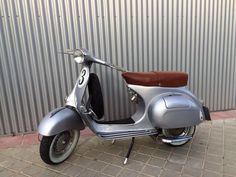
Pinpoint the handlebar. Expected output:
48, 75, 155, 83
62, 48, 89, 57
61, 48, 127, 72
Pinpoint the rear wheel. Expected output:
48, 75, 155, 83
162, 126, 196, 146
40, 129, 79, 164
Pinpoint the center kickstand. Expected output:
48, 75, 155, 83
124, 137, 135, 165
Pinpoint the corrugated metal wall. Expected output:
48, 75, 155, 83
0, 0, 236, 135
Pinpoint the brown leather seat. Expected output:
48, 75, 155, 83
122, 71, 188, 87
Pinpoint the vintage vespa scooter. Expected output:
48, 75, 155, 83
38, 48, 211, 165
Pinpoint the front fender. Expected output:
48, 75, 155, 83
38, 107, 85, 136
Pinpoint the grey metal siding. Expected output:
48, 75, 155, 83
0, 0, 235, 135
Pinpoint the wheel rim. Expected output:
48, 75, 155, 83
162, 126, 195, 146
49, 130, 79, 163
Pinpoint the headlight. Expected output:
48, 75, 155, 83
74, 56, 84, 64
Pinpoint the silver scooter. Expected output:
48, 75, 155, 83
38, 48, 211, 165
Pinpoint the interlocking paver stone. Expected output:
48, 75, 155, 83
110, 156, 124, 167
118, 169, 138, 177
138, 174, 152, 177
15, 150, 36, 162
157, 144, 174, 152
160, 169, 181, 177
152, 149, 170, 159
84, 150, 102, 159
209, 138, 223, 145
87, 160, 107, 171
142, 164, 161, 177
223, 159, 236, 168
36, 169, 60, 177
188, 150, 206, 159
205, 154, 223, 164
0, 166, 15, 177
172, 147, 189, 156
125, 160, 145, 172
202, 170, 222, 177
102, 164, 122, 176
224, 143, 236, 152
185, 157, 204, 169
23, 153, 47, 167
148, 157, 166, 167
132, 153, 150, 163
204, 161, 223, 173
223, 164, 236, 176
1, 119, 236, 177
78, 169, 97, 177
181, 175, 193, 177
54, 174, 68, 177
137, 146, 155, 155
190, 144, 207, 153
62, 164, 85, 176
13, 174, 29, 177
224, 150, 236, 159
106, 146, 123, 155
0, 158, 30, 171
96, 152, 116, 163
46, 162, 72, 172
164, 161, 183, 172
96, 173, 112, 177
207, 148, 223, 156
208, 143, 223, 151
182, 166, 203, 177
21, 165, 45, 176
223, 175, 235, 177
192, 139, 208, 146
168, 153, 187, 165
0, 156, 13, 166
70, 156, 92, 168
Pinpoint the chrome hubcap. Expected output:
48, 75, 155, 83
54, 131, 72, 154
49, 129, 79, 163
165, 128, 186, 136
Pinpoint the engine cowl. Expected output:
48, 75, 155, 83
148, 94, 203, 129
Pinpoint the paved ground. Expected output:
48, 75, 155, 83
0, 111, 236, 177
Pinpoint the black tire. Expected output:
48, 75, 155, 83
40, 136, 55, 164
39, 129, 80, 165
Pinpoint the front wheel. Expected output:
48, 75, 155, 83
162, 126, 196, 146
39, 129, 80, 164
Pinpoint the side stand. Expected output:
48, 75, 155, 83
124, 137, 135, 164
112, 139, 115, 144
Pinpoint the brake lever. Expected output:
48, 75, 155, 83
58, 49, 81, 56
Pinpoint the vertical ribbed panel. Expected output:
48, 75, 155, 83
0, 0, 236, 135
